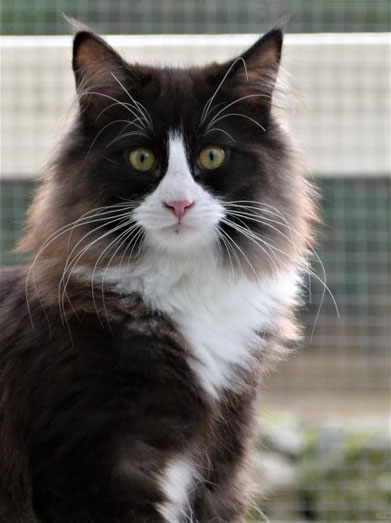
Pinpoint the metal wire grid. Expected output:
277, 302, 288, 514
285, 37, 390, 177
268, 178, 391, 391
1, 0, 390, 35
0, 180, 33, 266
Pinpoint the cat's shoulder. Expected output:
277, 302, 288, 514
0, 265, 30, 326
0, 265, 26, 301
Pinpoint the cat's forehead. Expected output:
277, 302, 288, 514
136, 66, 210, 113
113, 66, 214, 137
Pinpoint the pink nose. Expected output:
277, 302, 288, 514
165, 200, 194, 221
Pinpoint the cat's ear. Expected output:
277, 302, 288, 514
72, 31, 128, 114
241, 26, 283, 85
215, 27, 283, 103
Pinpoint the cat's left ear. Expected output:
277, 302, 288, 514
223, 26, 283, 101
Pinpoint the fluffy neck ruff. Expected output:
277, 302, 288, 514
82, 244, 303, 399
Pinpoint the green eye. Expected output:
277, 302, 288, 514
129, 148, 155, 172
199, 146, 225, 170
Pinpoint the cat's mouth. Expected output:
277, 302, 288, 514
161, 222, 195, 234
145, 218, 219, 252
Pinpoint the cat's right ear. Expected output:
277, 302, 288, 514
72, 31, 128, 114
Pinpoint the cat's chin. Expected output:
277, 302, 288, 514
146, 224, 217, 252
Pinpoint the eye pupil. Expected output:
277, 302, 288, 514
129, 148, 155, 172
199, 146, 225, 170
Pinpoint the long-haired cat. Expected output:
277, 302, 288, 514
0, 25, 315, 522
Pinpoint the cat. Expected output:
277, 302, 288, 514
0, 24, 315, 522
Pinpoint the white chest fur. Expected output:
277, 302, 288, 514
99, 249, 301, 400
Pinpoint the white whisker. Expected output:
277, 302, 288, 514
78, 90, 149, 133
219, 221, 260, 279
223, 208, 300, 255
124, 226, 146, 274
222, 200, 339, 339
221, 218, 280, 273
105, 119, 149, 148
209, 113, 266, 132
217, 226, 244, 276
111, 73, 154, 132
83, 119, 135, 165
214, 224, 236, 280
200, 57, 248, 126
59, 217, 132, 320
99, 223, 144, 322
90, 222, 137, 328
25, 203, 136, 328
206, 93, 271, 130
202, 127, 236, 143
106, 130, 149, 148
94, 103, 146, 132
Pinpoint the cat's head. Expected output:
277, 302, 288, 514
21, 28, 314, 279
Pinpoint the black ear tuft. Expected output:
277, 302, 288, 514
63, 14, 90, 35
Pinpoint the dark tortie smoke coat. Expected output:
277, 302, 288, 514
0, 25, 316, 522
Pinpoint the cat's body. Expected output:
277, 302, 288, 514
0, 266, 253, 522
0, 27, 315, 522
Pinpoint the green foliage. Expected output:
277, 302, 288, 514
252, 412, 391, 521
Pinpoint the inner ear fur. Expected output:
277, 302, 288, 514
216, 27, 284, 102
72, 31, 131, 115
73, 31, 126, 89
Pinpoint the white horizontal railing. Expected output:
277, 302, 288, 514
1, 34, 390, 179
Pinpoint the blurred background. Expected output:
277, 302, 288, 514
1, 1, 390, 521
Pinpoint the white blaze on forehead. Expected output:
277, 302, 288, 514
167, 131, 191, 177
158, 131, 199, 203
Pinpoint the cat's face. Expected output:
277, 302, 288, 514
131, 130, 225, 251
24, 28, 312, 277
